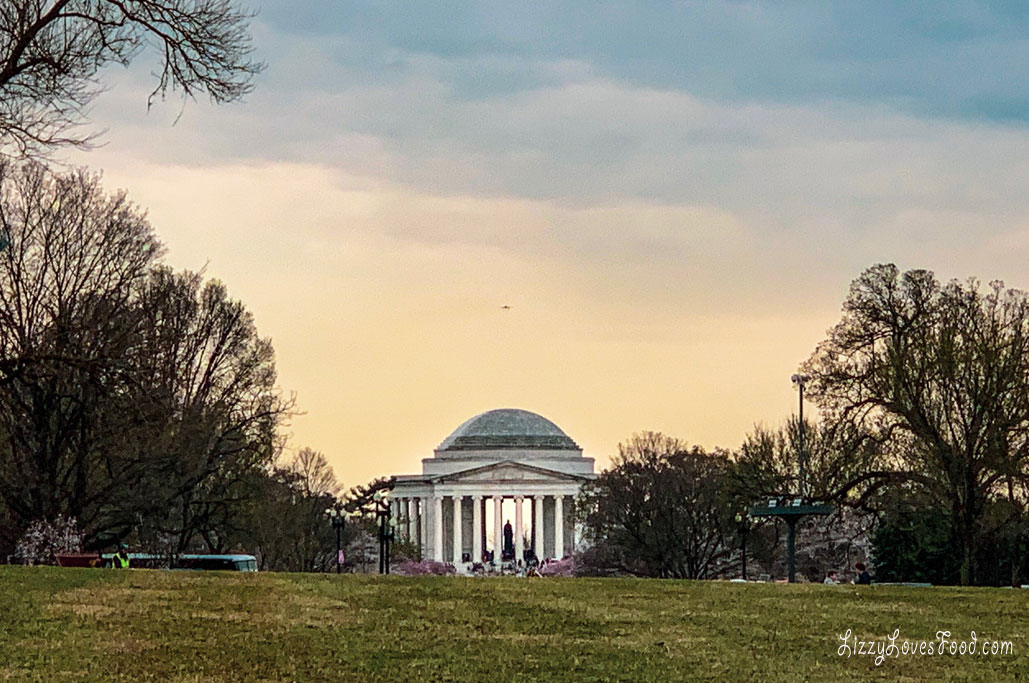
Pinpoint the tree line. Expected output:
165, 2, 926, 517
0, 0, 403, 573
3, 2, 1026, 584
0, 161, 364, 571
578, 265, 1029, 586
0, 1, 371, 571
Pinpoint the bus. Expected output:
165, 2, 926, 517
169, 554, 258, 572
58, 553, 258, 571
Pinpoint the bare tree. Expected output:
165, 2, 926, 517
127, 265, 289, 553
0, 0, 262, 156
803, 264, 1029, 585
732, 418, 882, 508
578, 432, 734, 579
288, 447, 339, 499
0, 162, 288, 557
231, 450, 347, 572
0, 160, 161, 551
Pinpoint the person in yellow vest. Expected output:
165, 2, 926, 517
112, 544, 130, 569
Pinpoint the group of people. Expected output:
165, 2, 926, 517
824, 562, 872, 585
468, 553, 562, 577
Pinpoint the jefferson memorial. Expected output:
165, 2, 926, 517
390, 408, 596, 570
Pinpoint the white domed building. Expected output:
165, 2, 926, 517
390, 408, 595, 570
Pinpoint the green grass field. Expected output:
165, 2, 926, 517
0, 567, 1024, 681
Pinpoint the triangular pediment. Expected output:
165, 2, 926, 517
432, 460, 585, 484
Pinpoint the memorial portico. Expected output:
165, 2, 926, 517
390, 409, 595, 571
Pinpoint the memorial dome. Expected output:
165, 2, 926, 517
436, 409, 580, 452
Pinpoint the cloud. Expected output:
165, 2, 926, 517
78, 25, 1029, 310
55, 1, 1029, 481
76, 2, 1029, 259
253, 1, 1029, 122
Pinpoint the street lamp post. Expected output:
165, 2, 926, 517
734, 512, 750, 581
747, 374, 832, 583
786, 515, 798, 583
791, 374, 810, 498
325, 506, 348, 574
373, 490, 394, 575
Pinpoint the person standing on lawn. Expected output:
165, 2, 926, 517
112, 544, 130, 569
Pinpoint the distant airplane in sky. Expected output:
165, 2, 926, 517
500, 305, 511, 310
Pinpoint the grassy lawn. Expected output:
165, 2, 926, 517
0, 567, 1025, 681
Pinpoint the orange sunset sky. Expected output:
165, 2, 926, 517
65, 2, 1029, 486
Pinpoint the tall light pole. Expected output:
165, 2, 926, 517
373, 490, 394, 575
325, 506, 350, 574
791, 373, 810, 499
748, 374, 831, 583
734, 512, 750, 581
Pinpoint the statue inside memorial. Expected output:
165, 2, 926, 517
502, 520, 514, 560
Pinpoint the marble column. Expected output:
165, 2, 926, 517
393, 497, 403, 537
452, 496, 463, 564
554, 495, 564, 559
533, 496, 544, 558
418, 498, 427, 555
493, 495, 503, 564
472, 495, 483, 563
433, 496, 444, 561
406, 498, 416, 542
514, 496, 524, 564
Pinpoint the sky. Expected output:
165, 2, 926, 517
66, 0, 1029, 487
